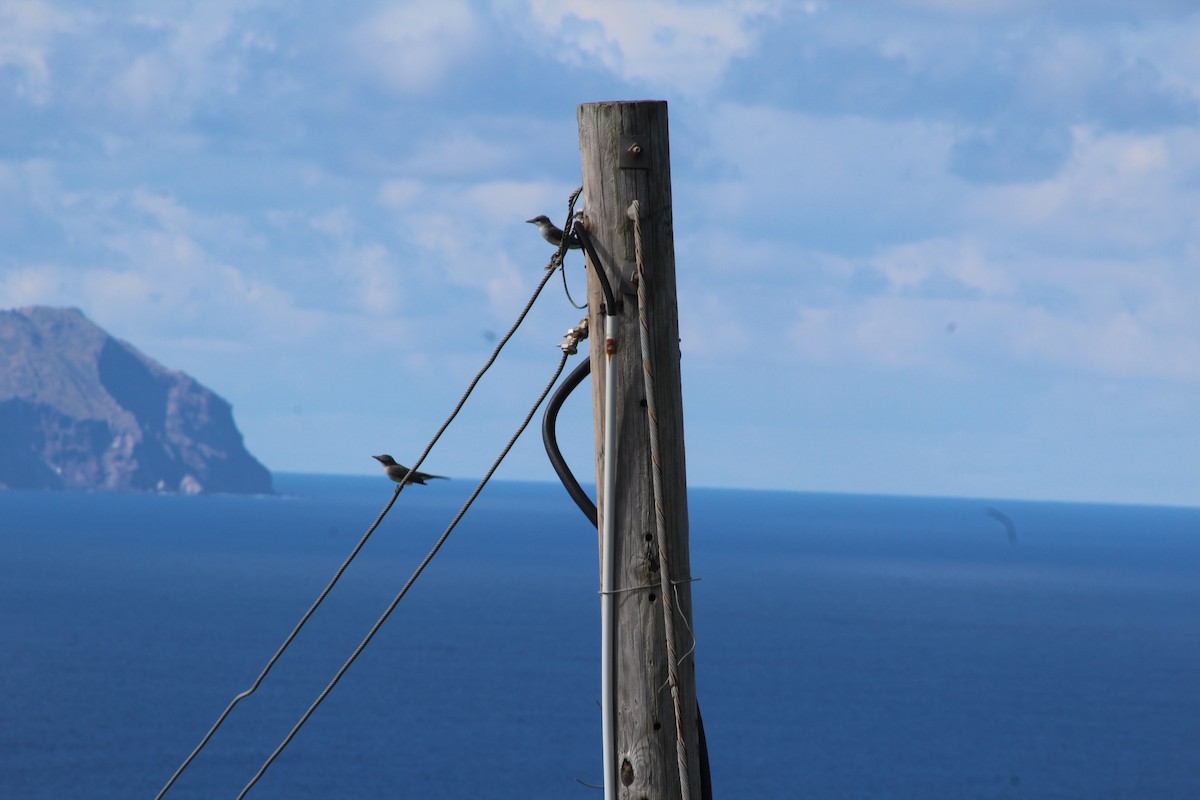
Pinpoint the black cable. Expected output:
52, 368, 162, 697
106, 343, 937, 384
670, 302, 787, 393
571, 223, 619, 316
542, 357, 598, 527
560, 258, 588, 310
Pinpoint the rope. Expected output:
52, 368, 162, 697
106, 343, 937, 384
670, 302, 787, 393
153, 490, 402, 800
551, 189, 583, 271
236, 348, 572, 798
628, 198, 691, 800
156, 187, 582, 799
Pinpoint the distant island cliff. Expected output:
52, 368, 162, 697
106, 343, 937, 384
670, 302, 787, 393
0, 306, 273, 495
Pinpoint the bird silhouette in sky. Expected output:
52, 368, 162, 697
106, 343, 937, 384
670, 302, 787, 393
372, 455, 446, 487
984, 506, 1018, 546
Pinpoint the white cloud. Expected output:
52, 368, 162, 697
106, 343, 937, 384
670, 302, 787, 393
967, 126, 1200, 252
375, 176, 585, 315
397, 207, 530, 312
112, 53, 178, 115
0, 0, 87, 104
870, 238, 1015, 296
101, 4, 259, 118
787, 296, 959, 369
1122, 15, 1200, 103
1012, 303, 1200, 383
463, 180, 574, 225
0, 157, 62, 211
333, 242, 404, 316
378, 178, 423, 210
524, 0, 777, 95
677, 290, 752, 358
351, 0, 481, 94
778, 245, 1200, 383
0, 264, 69, 305
677, 101, 1200, 386
0, 162, 323, 349
0, 255, 323, 354
396, 131, 523, 179
309, 207, 356, 238
882, 0, 1045, 14
302, 207, 406, 316
694, 105, 964, 241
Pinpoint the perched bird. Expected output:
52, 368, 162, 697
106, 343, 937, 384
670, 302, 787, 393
372, 454, 447, 486
526, 215, 580, 249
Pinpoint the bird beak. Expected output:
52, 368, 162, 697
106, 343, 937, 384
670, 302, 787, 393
525, 218, 537, 224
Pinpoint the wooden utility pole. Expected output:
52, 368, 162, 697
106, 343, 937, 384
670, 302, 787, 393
578, 101, 701, 800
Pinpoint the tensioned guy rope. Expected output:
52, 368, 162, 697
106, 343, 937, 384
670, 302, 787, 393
628, 198, 691, 800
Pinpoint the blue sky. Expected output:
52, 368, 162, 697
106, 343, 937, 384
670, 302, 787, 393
2, 0, 1198, 506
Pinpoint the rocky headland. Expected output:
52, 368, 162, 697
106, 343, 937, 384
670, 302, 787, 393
0, 306, 272, 494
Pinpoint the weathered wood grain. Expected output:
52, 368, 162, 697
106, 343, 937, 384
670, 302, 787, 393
578, 100, 701, 800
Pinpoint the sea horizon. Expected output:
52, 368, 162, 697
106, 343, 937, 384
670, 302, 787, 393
4, 465, 1196, 514
264, 470, 1200, 514
3, 474, 1197, 798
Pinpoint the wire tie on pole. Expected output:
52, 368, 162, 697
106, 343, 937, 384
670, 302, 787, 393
599, 576, 700, 596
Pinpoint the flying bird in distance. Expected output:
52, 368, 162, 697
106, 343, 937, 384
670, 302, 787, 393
984, 507, 1017, 546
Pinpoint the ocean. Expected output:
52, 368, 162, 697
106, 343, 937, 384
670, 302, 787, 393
1, 474, 1197, 799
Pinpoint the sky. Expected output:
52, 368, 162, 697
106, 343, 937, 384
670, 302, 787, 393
1, 0, 1198, 507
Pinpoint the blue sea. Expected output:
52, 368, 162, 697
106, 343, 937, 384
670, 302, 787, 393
1, 474, 1197, 799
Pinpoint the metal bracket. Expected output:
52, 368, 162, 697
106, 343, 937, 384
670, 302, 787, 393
619, 135, 649, 169
619, 261, 638, 295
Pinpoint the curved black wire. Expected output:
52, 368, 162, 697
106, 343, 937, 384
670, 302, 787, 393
542, 357, 598, 527
571, 223, 619, 316
698, 706, 712, 800
560, 259, 588, 310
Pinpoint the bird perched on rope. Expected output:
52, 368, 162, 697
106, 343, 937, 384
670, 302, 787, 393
372, 455, 447, 487
526, 215, 581, 250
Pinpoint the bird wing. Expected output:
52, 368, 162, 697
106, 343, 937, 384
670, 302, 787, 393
984, 507, 1017, 544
